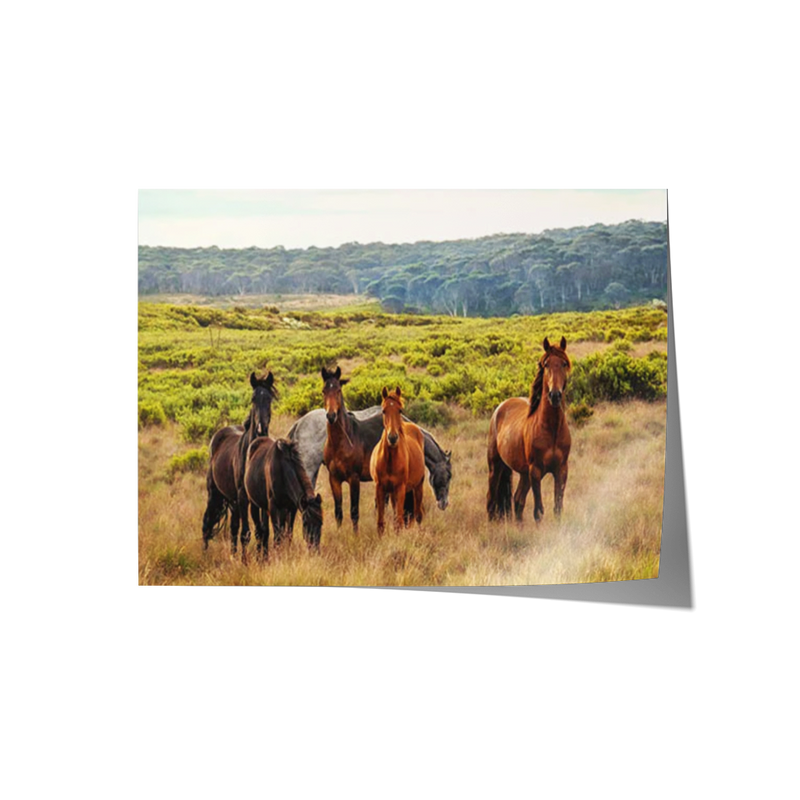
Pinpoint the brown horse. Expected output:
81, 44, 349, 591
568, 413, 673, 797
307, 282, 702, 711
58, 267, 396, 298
369, 387, 426, 534
202, 371, 277, 562
245, 437, 323, 559
321, 366, 373, 532
487, 337, 571, 523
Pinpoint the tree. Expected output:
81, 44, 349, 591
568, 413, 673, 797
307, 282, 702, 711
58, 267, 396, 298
604, 281, 630, 309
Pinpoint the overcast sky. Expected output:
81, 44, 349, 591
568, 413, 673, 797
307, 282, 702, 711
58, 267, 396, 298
138, 190, 667, 249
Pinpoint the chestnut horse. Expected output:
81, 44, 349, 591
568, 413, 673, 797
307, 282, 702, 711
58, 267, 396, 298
321, 366, 373, 533
369, 387, 425, 533
245, 437, 323, 558
202, 371, 277, 562
487, 337, 571, 523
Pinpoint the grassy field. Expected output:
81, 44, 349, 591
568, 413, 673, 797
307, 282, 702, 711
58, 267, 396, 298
138, 301, 667, 586
139, 400, 665, 586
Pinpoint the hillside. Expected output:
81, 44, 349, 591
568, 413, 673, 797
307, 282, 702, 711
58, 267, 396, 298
139, 220, 668, 316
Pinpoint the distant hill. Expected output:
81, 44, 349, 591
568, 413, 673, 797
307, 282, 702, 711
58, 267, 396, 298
138, 219, 668, 317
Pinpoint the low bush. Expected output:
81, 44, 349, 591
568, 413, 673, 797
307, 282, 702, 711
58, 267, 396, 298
167, 446, 209, 478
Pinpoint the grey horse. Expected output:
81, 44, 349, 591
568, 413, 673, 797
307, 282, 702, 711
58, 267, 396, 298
287, 406, 453, 512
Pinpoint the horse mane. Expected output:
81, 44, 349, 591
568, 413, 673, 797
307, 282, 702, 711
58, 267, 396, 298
529, 346, 571, 415
277, 440, 315, 496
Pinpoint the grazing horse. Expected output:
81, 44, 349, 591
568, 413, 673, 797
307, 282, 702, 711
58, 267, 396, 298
245, 438, 323, 558
287, 406, 453, 510
369, 387, 426, 533
319, 366, 374, 533
202, 371, 277, 562
487, 337, 571, 523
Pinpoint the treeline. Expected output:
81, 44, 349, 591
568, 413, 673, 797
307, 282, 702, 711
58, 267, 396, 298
139, 219, 668, 316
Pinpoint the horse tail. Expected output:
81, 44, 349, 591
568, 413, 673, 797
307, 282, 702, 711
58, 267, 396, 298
202, 467, 229, 546
487, 409, 513, 521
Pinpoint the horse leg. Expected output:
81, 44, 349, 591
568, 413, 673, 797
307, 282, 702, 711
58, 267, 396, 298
202, 473, 225, 550
394, 483, 407, 530
348, 477, 361, 534
529, 466, 545, 522
286, 508, 297, 545
554, 461, 568, 518
251, 502, 264, 559
230, 506, 240, 557
413, 483, 424, 526
270, 506, 283, 548
330, 475, 344, 528
403, 489, 414, 526
238, 488, 251, 565
514, 471, 530, 523
259, 507, 270, 561
375, 483, 386, 535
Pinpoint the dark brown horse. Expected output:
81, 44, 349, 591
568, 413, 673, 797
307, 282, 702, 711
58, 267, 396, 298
487, 337, 571, 523
320, 366, 373, 532
202, 371, 277, 562
245, 438, 323, 558
369, 387, 426, 534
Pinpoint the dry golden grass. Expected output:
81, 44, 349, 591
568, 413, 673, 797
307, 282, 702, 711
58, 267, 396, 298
139, 401, 665, 586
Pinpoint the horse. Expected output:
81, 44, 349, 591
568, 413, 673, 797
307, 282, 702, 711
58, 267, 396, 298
318, 365, 376, 533
244, 437, 323, 558
201, 371, 278, 562
369, 387, 426, 533
286, 406, 453, 511
486, 337, 571, 523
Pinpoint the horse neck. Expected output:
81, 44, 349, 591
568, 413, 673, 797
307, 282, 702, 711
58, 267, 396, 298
283, 461, 303, 506
532, 396, 565, 434
328, 400, 354, 446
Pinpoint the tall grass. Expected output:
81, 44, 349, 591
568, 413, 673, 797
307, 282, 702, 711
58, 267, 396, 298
139, 402, 665, 586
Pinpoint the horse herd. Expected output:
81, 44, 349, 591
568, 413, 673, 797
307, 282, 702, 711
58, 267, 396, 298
201, 336, 572, 563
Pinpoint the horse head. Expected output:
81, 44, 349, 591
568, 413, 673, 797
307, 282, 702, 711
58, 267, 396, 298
249, 371, 277, 436
321, 366, 349, 425
300, 492, 324, 547
541, 337, 571, 409
430, 450, 453, 510
381, 386, 404, 447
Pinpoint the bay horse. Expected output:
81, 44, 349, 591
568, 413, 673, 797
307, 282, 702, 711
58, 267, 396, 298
244, 437, 323, 558
487, 337, 571, 523
202, 371, 277, 562
320, 366, 374, 533
369, 387, 426, 533
287, 406, 453, 510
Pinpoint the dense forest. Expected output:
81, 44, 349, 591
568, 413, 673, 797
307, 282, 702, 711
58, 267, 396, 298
138, 220, 668, 316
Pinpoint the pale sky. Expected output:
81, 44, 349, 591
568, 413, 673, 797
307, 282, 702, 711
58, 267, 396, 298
138, 190, 667, 249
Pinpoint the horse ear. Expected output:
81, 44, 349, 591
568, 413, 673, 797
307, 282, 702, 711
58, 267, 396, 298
335, 366, 341, 379
265, 371, 275, 388
382, 386, 389, 399
321, 367, 329, 380
446, 450, 452, 461
396, 386, 402, 397
543, 337, 551, 352
250, 372, 257, 388
315, 493, 322, 504
299, 495, 309, 510
560, 336, 567, 351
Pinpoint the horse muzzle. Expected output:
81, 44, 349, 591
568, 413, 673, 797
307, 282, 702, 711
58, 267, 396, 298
326, 412, 337, 424
437, 495, 449, 511
548, 391, 563, 407
388, 433, 399, 446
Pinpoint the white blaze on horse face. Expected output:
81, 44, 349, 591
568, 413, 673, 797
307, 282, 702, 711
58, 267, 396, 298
383, 398, 403, 446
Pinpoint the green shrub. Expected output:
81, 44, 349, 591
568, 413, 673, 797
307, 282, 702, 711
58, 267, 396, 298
139, 400, 166, 427
570, 351, 667, 405
568, 401, 594, 427
403, 398, 454, 428
167, 446, 209, 478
